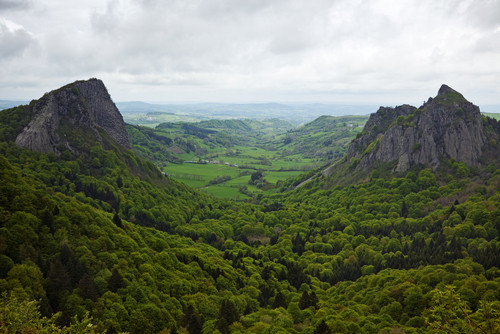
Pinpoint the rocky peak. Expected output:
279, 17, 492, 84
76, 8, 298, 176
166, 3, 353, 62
437, 84, 459, 96
346, 85, 487, 173
15, 78, 130, 155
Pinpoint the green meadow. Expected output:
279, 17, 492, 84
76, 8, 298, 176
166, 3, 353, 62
164, 159, 308, 199
127, 115, 367, 200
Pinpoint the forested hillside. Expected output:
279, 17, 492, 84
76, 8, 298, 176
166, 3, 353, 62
1, 80, 499, 333
278, 115, 366, 160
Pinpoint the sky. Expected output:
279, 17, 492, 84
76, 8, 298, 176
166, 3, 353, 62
0, 0, 499, 106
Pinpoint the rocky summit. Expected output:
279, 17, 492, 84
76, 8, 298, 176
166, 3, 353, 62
346, 84, 489, 173
15, 78, 129, 154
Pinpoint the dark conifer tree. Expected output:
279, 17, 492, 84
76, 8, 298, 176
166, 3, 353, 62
108, 268, 124, 292
216, 317, 230, 334
216, 299, 239, 334
313, 320, 332, 334
292, 233, 305, 255
112, 213, 123, 228
116, 176, 123, 188
299, 291, 310, 310
273, 291, 287, 309
78, 274, 99, 301
401, 200, 409, 218
47, 258, 71, 310
261, 266, 272, 281
183, 305, 202, 334
309, 291, 319, 309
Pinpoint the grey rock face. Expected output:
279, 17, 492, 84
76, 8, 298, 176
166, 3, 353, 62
15, 78, 130, 154
347, 85, 486, 172
346, 104, 416, 161
73, 79, 130, 148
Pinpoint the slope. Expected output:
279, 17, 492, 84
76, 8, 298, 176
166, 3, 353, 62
1, 80, 499, 334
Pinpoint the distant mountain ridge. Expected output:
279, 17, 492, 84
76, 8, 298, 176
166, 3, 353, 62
117, 101, 377, 125
14, 78, 130, 155
345, 84, 499, 173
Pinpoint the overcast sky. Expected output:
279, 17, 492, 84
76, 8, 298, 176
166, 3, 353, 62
0, 0, 499, 106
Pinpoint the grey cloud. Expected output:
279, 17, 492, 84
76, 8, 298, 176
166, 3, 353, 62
0, 20, 35, 59
0, 0, 32, 11
1, 0, 500, 104
473, 30, 500, 53
457, 0, 500, 30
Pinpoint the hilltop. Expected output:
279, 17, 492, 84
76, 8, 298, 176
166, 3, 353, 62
320, 85, 500, 184
14, 79, 129, 155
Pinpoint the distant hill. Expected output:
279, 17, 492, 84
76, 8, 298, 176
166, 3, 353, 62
127, 118, 295, 165
118, 101, 375, 125
276, 115, 368, 160
0, 100, 28, 110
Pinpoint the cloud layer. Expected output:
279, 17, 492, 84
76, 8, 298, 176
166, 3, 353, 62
1, 0, 499, 105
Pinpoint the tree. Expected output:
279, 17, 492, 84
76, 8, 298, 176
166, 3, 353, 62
78, 274, 99, 301
314, 319, 332, 334
299, 291, 309, 310
273, 291, 287, 309
0, 254, 14, 278
309, 291, 319, 309
299, 290, 319, 310
425, 286, 500, 334
401, 200, 409, 218
250, 171, 263, 183
0, 292, 95, 333
108, 268, 124, 292
113, 213, 123, 228
183, 305, 202, 334
218, 299, 239, 324
7, 263, 46, 301
47, 258, 71, 309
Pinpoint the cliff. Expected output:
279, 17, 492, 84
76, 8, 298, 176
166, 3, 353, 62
15, 78, 130, 154
346, 85, 488, 173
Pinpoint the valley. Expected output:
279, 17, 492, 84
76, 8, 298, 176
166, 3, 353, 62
126, 116, 367, 199
0, 79, 499, 334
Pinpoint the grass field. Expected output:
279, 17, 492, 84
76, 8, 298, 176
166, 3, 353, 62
163, 134, 330, 199
484, 113, 500, 120
123, 113, 209, 127
164, 158, 310, 200
166, 163, 241, 188
204, 146, 320, 171
201, 185, 250, 200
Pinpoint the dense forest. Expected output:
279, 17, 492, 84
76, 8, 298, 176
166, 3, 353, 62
0, 82, 499, 333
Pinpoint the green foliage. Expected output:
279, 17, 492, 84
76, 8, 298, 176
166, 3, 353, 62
0, 292, 95, 333
425, 286, 500, 333
0, 104, 33, 142
434, 90, 467, 106
349, 157, 360, 170
208, 175, 231, 186
0, 102, 499, 333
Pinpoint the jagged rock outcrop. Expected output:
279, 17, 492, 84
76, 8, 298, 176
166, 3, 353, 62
346, 85, 487, 172
15, 78, 129, 154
